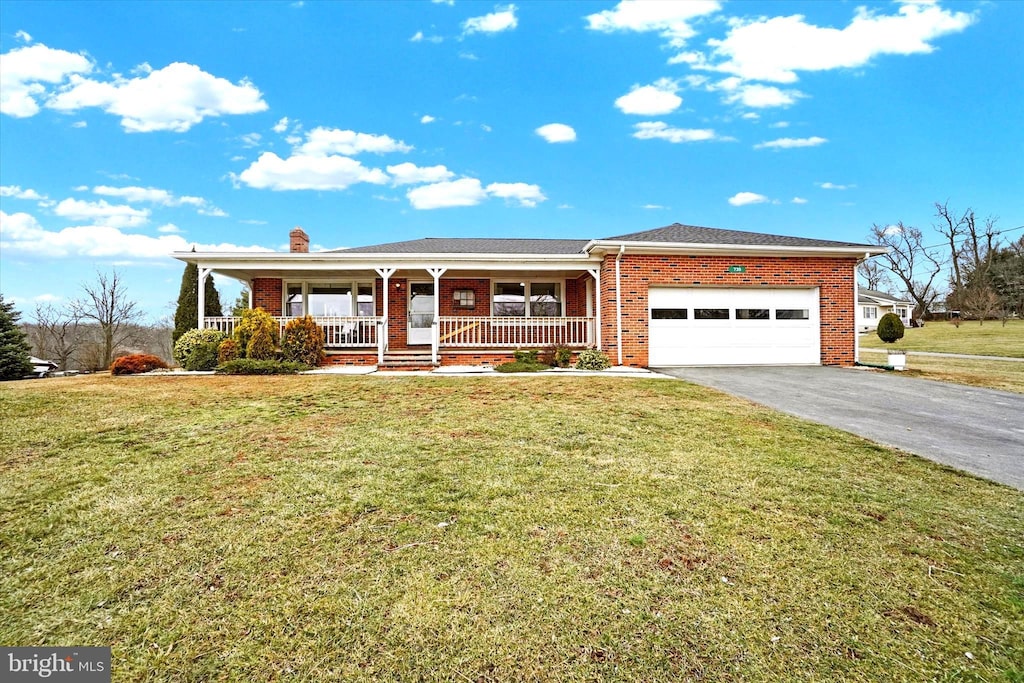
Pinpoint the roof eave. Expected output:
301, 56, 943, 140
585, 240, 887, 257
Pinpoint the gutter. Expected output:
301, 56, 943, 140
615, 245, 625, 367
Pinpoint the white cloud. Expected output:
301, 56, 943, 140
463, 4, 518, 34
791, 197, 808, 204
614, 78, 682, 115
197, 206, 228, 217
0, 210, 271, 258
480, 123, 492, 132
272, 117, 289, 133
0, 185, 45, 200
236, 151, 388, 191
90, 185, 224, 215
240, 132, 262, 148
740, 112, 759, 120
157, 223, 182, 233
34, 293, 61, 302
754, 136, 827, 150
586, 0, 721, 49
46, 61, 267, 132
728, 192, 769, 206
298, 127, 412, 156
632, 121, 716, 143
386, 162, 454, 186
642, 204, 668, 209
459, 52, 479, 60
15, 30, 32, 43
703, 2, 976, 83
407, 178, 488, 209
557, 204, 573, 209
420, 114, 436, 124
0, 43, 93, 117
410, 31, 424, 42
724, 83, 801, 108
71, 120, 87, 128
485, 182, 546, 207
535, 123, 576, 143
770, 121, 790, 128
818, 181, 854, 190
53, 198, 150, 228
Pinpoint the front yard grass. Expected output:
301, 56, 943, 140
860, 318, 1024, 357
1, 375, 1022, 681
858, 353, 1024, 394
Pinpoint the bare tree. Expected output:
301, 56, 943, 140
868, 222, 945, 319
71, 270, 143, 369
935, 202, 1000, 308
857, 259, 890, 291
959, 284, 1002, 325
31, 303, 81, 371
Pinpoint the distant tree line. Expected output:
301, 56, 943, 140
864, 202, 1024, 324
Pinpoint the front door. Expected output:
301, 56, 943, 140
407, 282, 435, 345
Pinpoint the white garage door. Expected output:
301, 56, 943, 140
649, 287, 820, 366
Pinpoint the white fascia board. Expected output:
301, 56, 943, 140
171, 251, 598, 272
585, 240, 888, 258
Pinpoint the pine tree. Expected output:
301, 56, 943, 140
0, 294, 33, 381
172, 253, 223, 344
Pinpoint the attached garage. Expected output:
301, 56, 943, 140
648, 287, 821, 366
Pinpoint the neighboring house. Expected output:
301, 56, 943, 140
173, 223, 884, 369
857, 287, 913, 332
28, 357, 58, 378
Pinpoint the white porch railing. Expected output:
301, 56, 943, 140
203, 316, 382, 349
438, 316, 594, 348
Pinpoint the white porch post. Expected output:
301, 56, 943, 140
427, 267, 447, 365
375, 267, 396, 365
198, 267, 212, 329
587, 268, 601, 349
247, 281, 253, 309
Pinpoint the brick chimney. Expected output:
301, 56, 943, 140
289, 226, 309, 253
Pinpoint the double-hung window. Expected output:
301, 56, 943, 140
285, 282, 375, 317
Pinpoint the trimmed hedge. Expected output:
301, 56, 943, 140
233, 308, 279, 360
217, 339, 239, 364
216, 359, 311, 375
877, 312, 906, 344
111, 354, 169, 375
494, 361, 549, 373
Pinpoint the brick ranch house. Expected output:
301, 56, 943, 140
172, 223, 885, 369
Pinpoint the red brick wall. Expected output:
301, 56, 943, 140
439, 279, 491, 317
439, 350, 582, 366
598, 254, 857, 367
322, 352, 379, 366
252, 278, 283, 315
565, 274, 591, 317
387, 279, 408, 348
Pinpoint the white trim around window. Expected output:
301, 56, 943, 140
283, 280, 376, 317
489, 278, 566, 317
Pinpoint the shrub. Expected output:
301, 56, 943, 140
282, 315, 326, 366
575, 348, 611, 371
877, 312, 906, 345
234, 308, 279, 360
184, 343, 220, 371
111, 354, 169, 375
216, 359, 311, 375
173, 328, 227, 368
513, 349, 540, 364
538, 345, 572, 368
494, 361, 549, 373
217, 339, 238, 364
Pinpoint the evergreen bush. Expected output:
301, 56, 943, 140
575, 348, 611, 371
282, 315, 326, 366
0, 294, 33, 381
173, 328, 227, 369
233, 308, 279, 360
217, 339, 239, 364
876, 312, 906, 345
494, 360, 549, 373
111, 354, 169, 375
216, 359, 310, 375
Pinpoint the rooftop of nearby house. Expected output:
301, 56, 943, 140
330, 223, 878, 255
858, 287, 913, 305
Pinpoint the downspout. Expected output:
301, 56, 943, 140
854, 252, 869, 364
615, 245, 625, 366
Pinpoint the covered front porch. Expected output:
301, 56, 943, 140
196, 264, 600, 367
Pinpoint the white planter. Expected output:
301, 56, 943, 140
887, 351, 907, 371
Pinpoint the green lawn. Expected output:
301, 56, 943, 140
858, 353, 1024, 394
1, 375, 1022, 681
860, 318, 1024, 357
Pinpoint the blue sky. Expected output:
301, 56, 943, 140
1, 0, 1021, 321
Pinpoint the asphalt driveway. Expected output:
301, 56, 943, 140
653, 366, 1024, 490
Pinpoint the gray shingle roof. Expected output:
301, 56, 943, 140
859, 287, 911, 303
333, 237, 589, 255
602, 223, 874, 249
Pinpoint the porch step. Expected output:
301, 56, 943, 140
379, 350, 436, 371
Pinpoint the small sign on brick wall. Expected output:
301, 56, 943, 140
727, 265, 746, 273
